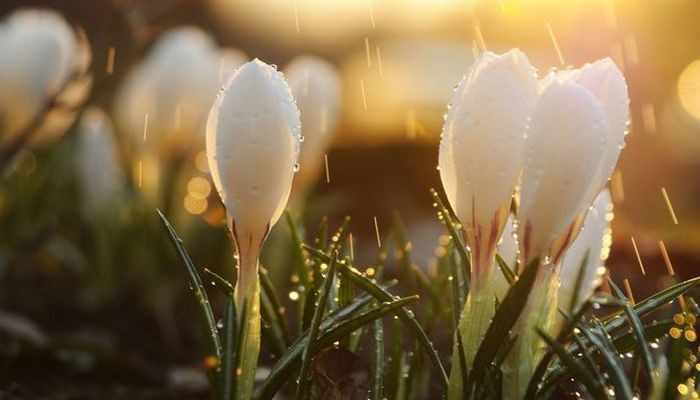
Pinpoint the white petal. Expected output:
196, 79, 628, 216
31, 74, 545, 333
284, 55, 342, 191
574, 58, 629, 198
439, 49, 537, 245
519, 81, 609, 261
206, 59, 301, 237
559, 189, 612, 310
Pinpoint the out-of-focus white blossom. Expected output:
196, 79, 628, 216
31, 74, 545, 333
284, 55, 341, 196
76, 107, 124, 213
0, 9, 92, 146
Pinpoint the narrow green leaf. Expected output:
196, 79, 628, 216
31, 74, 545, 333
296, 252, 337, 399
156, 210, 221, 393
370, 306, 385, 400
568, 251, 590, 313
468, 258, 541, 391
495, 253, 516, 286
430, 188, 471, 285
537, 328, 607, 400
304, 244, 449, 390
258, 294, 415, 400
607, 277, 656, 378
578, 320, 634, 400
204, 268, 234, 296
603, 277, 700, 332
220, 296, 238, 400
259, 267, 291, 345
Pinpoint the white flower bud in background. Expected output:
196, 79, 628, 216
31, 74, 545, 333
206, 58, 300, 400
0, 9, 92, 147
76, 107, 124, 214
518, 79, 610, 264
439, 49, 537, 270
284, 55, 341, 198
115, 27, 247, 155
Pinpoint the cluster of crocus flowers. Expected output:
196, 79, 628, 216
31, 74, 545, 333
206, 59, 301, 400
438, 49, 628, 399
0, 8, 92, 167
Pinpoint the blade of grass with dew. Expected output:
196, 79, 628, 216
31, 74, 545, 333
259, 267, 291, 345
455, 330, 469, 399
370, 305, 385, 400
579, 320, 634, 400
260, 286, 287, 357
258, 294, 415, 399
467, 258, 541, 393
607, 277, 656, 378
303, 244, 449, 389
156, 210, 221, 394
430, 188, 471, 285
450, 246, 464, 329
296, 252, 337, 399
525, 301, 592, 398
495, 253, 516, 286
602, 277, 700, 332
386, 316, 403, 399
537, 328, 607, 399
391, 212, 442, 309
220, 295, 238, 400
568, 251, 590, 313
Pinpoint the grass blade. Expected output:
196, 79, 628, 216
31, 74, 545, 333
220, 296, 238, 400
295, 252, 337, 399
156, 210, 221, 393
370, 306, 385, 400
495, 253, 516, 286
303, 244, 449, 390
258, 294, 416, 399
430, 188, 471, 285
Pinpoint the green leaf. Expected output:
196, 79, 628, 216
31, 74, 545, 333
220, 296, 238, 400
603, 277, 700, 332
495, 253, 516, 286
468, 258, 541, 395
258, 295, 417, 400
430, 188, 471, 286
537, 328, 607, 400
296, 252, 337, 399
304, 244, 449, 390
567, 251, 590, 313
370, 305, 385, 400
204, 268, 234, 296
156, 210, 221, 394
578, 320, 634, 400
607, 277, 656, 379
259, 267, 291, 345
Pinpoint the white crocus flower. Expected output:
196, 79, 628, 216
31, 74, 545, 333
206, 59, 300, 400
505, 67, 626, 399
0, 9, 91, 157
284, 55, 342, 201
439, 49, 538, 399
76, 107, 124, 214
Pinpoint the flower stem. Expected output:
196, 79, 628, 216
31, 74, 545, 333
502, 263, 560, 399
233, 236, 263, 400
448, 255, 496, 400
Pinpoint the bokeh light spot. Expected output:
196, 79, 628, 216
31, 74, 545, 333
678, 59, 700, 120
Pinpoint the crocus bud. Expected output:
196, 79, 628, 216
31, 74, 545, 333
518, 79, 610, 264
441, 49, 538, 400
206, 58, 300, 400
439, 49, 537, 270
284, 55, 341, 197
559, 189, 612, 311
76, 107, 124, 214
0, 9, 91, 147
